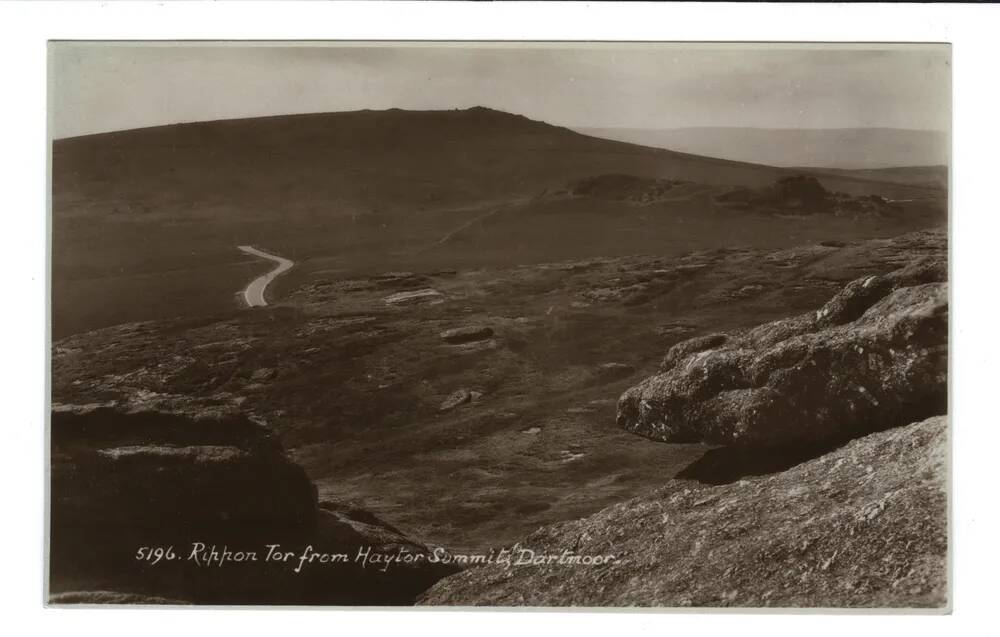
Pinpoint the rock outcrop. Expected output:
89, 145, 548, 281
772, 174, 830, 207
49, 405, 457, 605
568, 174, 688, 205
420, 416, 948, 607
438, 388, 484, 412
716, 174, 896, 217
616, 257, 947, 448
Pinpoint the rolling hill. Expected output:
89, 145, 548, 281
52, 107, 945, 337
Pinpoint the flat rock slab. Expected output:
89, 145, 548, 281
383, 288, 444, 306
440, 325, 495, 344
439, 389, 483, 411
597, 362, 635, 377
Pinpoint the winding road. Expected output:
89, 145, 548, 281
237, 245, 294, 307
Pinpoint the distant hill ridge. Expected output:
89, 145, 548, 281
578, 125, 949, 171
794, 165, 948, 190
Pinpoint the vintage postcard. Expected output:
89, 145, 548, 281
47, 41, 949, 608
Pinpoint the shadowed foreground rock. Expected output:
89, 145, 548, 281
49, 405, 458, 605
617, 257, 947, 447
420, 416, 947, 608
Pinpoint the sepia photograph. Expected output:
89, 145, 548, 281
47, 41, 949, 609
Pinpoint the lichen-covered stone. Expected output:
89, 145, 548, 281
617, 259, 947, 448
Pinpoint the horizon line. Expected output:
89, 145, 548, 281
50, 104, 949, 142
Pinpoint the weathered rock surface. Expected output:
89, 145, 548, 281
49, 405, 457, 605
420, 416, 948, 607
616, 257, 947, 447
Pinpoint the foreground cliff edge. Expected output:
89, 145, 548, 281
422, 257, 948, 608
48, 405, 459, 605
421, 416, 947, 607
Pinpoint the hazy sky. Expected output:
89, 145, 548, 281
50, 42, 950, 139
